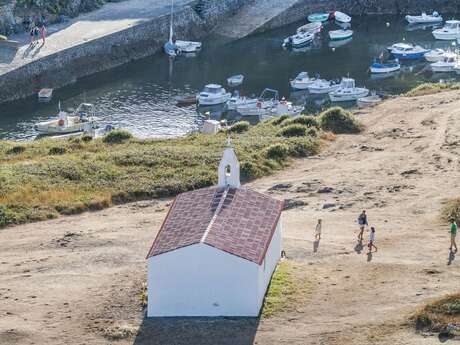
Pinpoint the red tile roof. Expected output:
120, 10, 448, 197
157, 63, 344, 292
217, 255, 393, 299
147, 186, 283, 264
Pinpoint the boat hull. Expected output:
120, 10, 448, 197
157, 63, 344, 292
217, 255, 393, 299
308, 13, 330, 22
370, 64, 401, 74
433, 30, 460, 40
391, 51, 428, 60
329, 30, 353, 41
307, 83, 340, 94
405, 15, 443, 24
329, 89, 369, 102
198, 94, 231, 106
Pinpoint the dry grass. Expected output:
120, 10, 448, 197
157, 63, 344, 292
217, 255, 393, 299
413, 293, 460, 334
441, 198, 460, 224
404, 83, 460, 97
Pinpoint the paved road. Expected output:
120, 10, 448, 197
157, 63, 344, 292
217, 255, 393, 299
0, 0, 194, 76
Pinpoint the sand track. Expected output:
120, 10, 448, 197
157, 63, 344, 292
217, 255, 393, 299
1, 91, 460, 344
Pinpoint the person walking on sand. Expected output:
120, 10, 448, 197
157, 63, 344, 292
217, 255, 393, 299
357, 210, 368, 241
39, 23, 46, 44
29, 24, 36, 46
33, 25, 40, 45
315, 219, 322, 241
450, 219, 458, 253
368, 227, 377, 253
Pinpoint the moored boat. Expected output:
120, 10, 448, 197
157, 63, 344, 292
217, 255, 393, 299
197, 84, 231, 106
405, 11, 443, 24
283, 30, 314, 47
296, 22, 322, 34
290, 72, 317, 90
424, 48, 448, 62
433, 20, 460, 40
307, 79, 341, 94
369, 62, 401, 74
389, 44, 430, 59
308, 13, 331, 23
227, 91, 257, 110
333, 11, 352, 23
329, 29, 353, 41
38, 88, 53, 102
34, 103, 97, 135
227, 74, 245, 87
357, 93, 382, 107
430, 53, 458, 72
329, 78, 369, 102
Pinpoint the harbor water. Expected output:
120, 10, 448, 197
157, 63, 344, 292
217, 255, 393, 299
0, 15, 458, 141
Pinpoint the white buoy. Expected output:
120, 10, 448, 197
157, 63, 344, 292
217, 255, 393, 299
332, 47, 336, 52
386, 22, 390, 27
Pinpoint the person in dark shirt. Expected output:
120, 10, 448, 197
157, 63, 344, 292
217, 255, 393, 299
357, 210, 368, 241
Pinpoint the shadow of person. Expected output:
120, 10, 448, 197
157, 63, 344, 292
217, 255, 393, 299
313, 239, 320, 253
22, 44, 34, 58
31, 42, 45, 58
367, 251, 373, 262
133, 315, 259, 345
354, 239, 363, 254
448, 250, 456, 265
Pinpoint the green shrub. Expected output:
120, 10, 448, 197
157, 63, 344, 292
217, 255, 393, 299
49, 147, 66, 155
103, 130, 133, 144
269, 115, 291, 126
240, 161, 263, 180
283, 115, 319, 128
266, 143, 289, 160
278, 124, 308, 138
442, 198, 460, 224
286, 138, 320, 157
318, 107, 362, 134
405, 83, 460, 97
228, 121, 250, 134
6, 145, 25, 155
81, 135, 93, 142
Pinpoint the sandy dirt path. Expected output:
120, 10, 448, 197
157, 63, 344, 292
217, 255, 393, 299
1, 91, 460, 345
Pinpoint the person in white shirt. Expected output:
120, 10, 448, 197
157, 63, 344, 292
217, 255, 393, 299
368, 226, 377, 253
315, 219, 322, 240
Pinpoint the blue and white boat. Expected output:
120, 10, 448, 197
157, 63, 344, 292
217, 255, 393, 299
369, 62, 401, 74
389, 44, 430, 59
329, 29, 353, 41
308, 13, 331, 22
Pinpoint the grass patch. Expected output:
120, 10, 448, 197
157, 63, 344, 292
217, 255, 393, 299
414, 293, 460, 335
404, 83, 460, 97
318, 107, 363, 134
262, 261, 311, 318
0, 121, 320, 228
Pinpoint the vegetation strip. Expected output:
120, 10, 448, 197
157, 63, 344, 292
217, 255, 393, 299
0, 107, 361, 228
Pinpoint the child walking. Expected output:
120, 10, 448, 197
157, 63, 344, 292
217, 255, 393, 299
368, 227, 377, 253
450, 219, 458, 253
315, 219, 322, 241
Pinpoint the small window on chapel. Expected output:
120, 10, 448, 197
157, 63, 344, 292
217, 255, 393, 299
225, 165, 231, 176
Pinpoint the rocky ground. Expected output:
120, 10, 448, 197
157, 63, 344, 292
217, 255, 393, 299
1, 91, 460, 344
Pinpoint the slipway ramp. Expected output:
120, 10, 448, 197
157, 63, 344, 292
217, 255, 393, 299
217, 0, 302, 39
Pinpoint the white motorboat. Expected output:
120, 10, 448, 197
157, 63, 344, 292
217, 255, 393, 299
329, 78, 369, 102
235, 88, 278, 115
238, 100, 303, 119
283, 30, 314, 47
387, 42, 413, 52
433, 20, 460, 40
227, 74, 245, 87
329, 29, 353, 41
164, 0, 202, 56
34, 103, 97, 135
430, 53, 458, 72
227, 91, 257, 110
307, 79, 341, 94
38, 88, 53, 102
405, 11, 443, 24
334, 11, 352, 23
357, 93, 382, 108
197, 84, 231, 106
290, 72, 317, 90
424, 48, 448, 62
296, 22, 322, 34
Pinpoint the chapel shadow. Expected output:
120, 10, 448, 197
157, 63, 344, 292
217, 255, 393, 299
447, 250, 456, 266
133, 314, 259, 345
313, 239, 320, 253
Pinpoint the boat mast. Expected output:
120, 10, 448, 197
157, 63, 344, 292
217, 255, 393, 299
169, 0, 174, 42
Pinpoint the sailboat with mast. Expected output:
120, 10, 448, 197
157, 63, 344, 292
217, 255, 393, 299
164, 0, 202, 56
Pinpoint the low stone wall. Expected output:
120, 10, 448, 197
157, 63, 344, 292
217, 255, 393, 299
256, 0, 460, 33
0, 0, 248, 103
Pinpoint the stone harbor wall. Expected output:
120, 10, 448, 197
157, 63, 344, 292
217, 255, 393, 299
256, 0, 460, 33
0, 0, 249, 103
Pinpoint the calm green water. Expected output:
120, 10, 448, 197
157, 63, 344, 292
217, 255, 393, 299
0, 15, 458, 141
